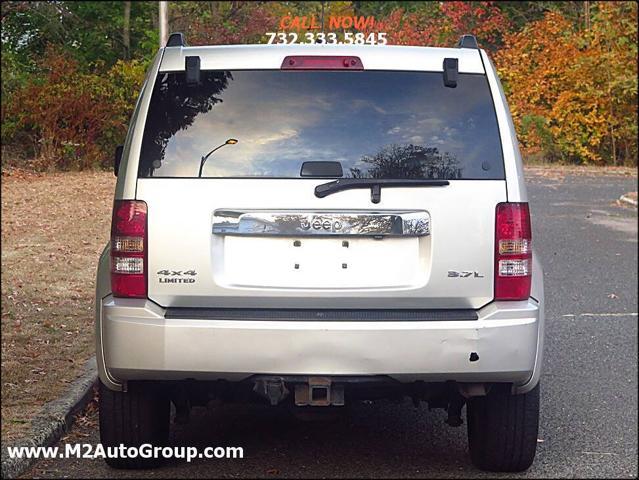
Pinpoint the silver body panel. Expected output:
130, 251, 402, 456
137, 179, 504, 309
160, 44, 487, 74
97, 43, 544, 395
96, 246, 544, 394
101, 297, 540, 385
481, 51, 527, 202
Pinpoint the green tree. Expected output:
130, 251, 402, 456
1, 1, 157, 71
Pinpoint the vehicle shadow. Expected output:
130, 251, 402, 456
164, 399, 489, 478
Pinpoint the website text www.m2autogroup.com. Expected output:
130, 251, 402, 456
6, 444, 244, 462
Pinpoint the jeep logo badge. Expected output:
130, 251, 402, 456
300, 216, 343, 232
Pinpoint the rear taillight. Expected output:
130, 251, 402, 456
495, 202, 532, 301
111, 200, 147, 298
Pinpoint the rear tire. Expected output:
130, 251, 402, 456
99, 380, 170, 469
466, 383, 540, 472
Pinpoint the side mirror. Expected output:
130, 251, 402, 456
114, 145, 124, 176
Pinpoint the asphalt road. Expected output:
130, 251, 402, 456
24, 171, 638, 479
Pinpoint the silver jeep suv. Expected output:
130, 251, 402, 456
96, 33, 544, 472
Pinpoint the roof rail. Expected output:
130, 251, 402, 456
457, 34, 478, 49
166, 32, 187, 48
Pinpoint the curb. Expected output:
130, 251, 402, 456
1, 356, 97, 479
619, 194, 638, 207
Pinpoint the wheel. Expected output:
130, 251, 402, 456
99, 380, 170, 469
466, 383, 540, 472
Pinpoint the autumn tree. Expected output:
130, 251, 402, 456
371, 2, 510, 49
2, 1, 637, 169
168, 1, 278, 45
496, 2, 637, 165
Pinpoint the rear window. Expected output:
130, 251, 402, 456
138, 70, 504, 179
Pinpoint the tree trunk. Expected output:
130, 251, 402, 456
352, 1, 362, 17
608, 91, 617, 165
123, 1, 131, 59
159, 1, 168, 47
584, 1, 590, 31
605, 40, 617, 165
229, 1, 240, 19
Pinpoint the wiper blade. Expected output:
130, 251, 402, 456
315, 178, 450, 204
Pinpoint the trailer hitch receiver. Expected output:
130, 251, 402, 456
294, 377, 344, 406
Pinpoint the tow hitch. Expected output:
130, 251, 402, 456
252, 376, 345, 406
294, 377, 345, 407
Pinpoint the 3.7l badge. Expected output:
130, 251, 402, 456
448, 270, 484, 278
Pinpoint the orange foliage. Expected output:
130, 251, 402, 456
372, 2, 510, 49
2, 2, 636, 169
495, 3, 638, 165
170, 2, 278, 45
4, 48, 146, 170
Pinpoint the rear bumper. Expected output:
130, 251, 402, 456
97, 297, 543, 394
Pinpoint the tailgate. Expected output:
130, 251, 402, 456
139, 178, 505, 309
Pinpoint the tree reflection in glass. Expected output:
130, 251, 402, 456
349, 143, 463, 180
139, 71, 233, 177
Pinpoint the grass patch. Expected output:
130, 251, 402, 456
1, 169, 115, 442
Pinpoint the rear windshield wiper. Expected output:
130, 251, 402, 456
315, 178, 450, 204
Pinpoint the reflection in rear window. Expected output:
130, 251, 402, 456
139, 71, 504, 179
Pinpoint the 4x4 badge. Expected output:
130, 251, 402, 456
157, 269, 197, 284
157, 270, 197, 276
